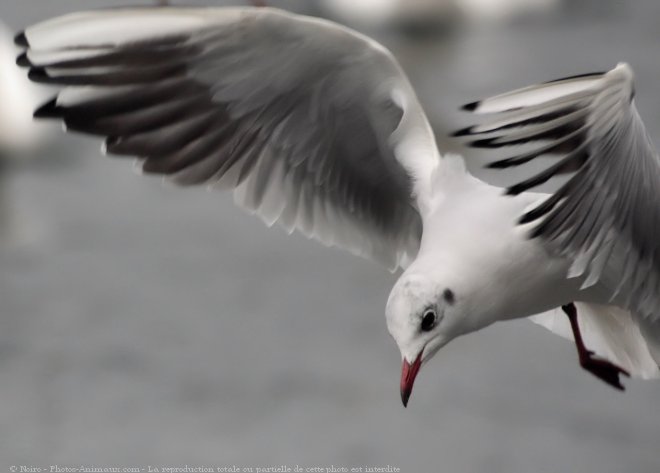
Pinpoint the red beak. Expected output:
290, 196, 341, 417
400, 351, 423, 407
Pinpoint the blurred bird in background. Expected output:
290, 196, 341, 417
318, 0, 561, 31
0, 20, 51, 244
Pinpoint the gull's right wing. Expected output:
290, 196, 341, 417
17, 7, 443, 270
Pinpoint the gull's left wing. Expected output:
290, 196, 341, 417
456, 64, 660, 321
16, 7, 442, 270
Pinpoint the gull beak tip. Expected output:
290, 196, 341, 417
400, 352, 423, 408
400, 387, 411, 408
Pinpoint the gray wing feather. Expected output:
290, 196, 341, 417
18, 7, 435, 269
458, 64, 660, 320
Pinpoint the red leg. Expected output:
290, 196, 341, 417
562, 303, 630, 390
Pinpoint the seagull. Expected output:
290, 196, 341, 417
14, 6, 660, 406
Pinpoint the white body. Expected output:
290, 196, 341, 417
415, 162, 576, 330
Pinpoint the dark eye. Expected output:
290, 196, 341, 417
421, 309, 437, 332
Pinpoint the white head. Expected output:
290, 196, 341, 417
386, 270, 474, 407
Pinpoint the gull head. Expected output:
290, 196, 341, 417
386, 271, 466, 407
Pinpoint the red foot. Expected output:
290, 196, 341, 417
579, 350, 630, 391
562, 303, 630, 391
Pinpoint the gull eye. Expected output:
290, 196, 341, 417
421, 309, 437, 332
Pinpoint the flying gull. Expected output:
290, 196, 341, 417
14, 6, 660, 406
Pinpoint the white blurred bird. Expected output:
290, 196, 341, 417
319, 0, 561, 29
0, 23, 42, 154
319, 0, 457, 29
14, 7, 660, 405
0, 20, 51, 243
457, 0, 560, 24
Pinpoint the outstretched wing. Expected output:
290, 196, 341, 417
17, 7, 441, 269
457, 64, 660, 320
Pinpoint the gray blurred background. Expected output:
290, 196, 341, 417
0, 0, 659, 471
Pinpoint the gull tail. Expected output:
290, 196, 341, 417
530, 302, 660, 380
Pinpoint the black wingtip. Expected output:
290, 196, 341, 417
544, 71, 606, 84
486, 160, 506, 169
27, 67, 49, 83
14, 31, 28, 47
461, 101, 480, 112
16, 52, 31, 67
34, 98, 61, 119
518, 211, 537, 225
529, 223, 545, 239
485, 157, 522, 169
450, 126, 474, 137
469, 137, 499, 149
504, 185, 523, 196
105, 136, 122, 153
